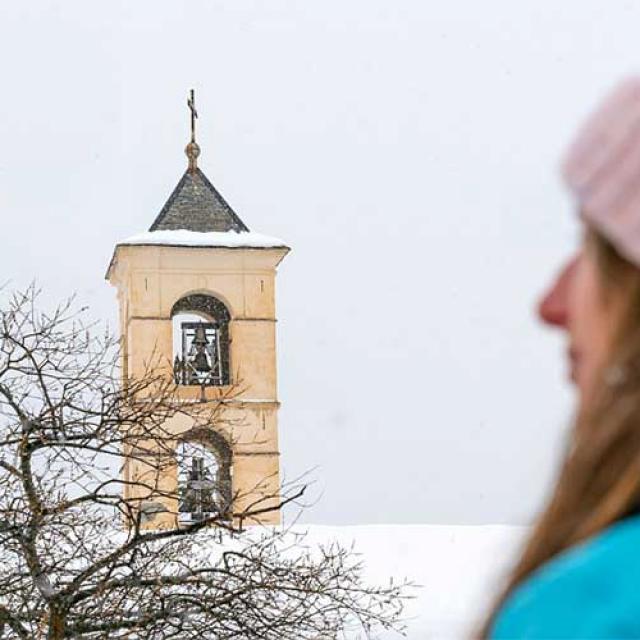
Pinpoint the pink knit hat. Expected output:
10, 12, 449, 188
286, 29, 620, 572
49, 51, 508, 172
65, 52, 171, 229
563, 77, 640, 266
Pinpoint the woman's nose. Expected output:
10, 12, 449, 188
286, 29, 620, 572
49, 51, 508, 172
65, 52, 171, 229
537, 257, 578, 329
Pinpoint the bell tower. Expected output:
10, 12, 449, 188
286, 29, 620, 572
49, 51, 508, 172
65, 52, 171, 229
106, 91, 289, 527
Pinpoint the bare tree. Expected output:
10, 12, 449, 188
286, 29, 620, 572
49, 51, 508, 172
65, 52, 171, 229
0, 286, 408, 639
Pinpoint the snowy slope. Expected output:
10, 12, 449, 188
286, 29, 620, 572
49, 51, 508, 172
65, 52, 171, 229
298, 524, 526, 639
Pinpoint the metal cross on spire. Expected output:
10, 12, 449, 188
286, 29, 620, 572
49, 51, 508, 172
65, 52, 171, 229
185, 89, 201, 172
188, 89, 198, 143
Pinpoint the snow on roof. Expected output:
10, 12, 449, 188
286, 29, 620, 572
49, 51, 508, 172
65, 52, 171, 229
116, 229, 289, 250
67, 522, 523, 637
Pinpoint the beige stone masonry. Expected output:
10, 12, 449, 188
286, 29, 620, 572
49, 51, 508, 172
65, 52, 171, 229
107, 242, 288, 528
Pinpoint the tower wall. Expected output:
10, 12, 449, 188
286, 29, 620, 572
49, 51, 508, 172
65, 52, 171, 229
107, 243, 288, 527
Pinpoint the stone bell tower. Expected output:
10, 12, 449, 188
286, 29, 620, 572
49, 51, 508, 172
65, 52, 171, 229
106, 91, 288, 527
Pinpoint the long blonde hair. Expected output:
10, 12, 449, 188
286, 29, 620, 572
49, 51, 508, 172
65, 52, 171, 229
481, 228, 640, 635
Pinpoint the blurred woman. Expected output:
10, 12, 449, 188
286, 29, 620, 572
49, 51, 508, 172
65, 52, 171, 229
484, 79, 640, 638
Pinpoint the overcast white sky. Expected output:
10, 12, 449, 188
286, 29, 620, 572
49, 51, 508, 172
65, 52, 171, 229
1, 1, 638, 524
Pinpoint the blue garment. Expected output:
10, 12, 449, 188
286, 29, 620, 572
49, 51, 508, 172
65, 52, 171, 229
491, 515, 640, 639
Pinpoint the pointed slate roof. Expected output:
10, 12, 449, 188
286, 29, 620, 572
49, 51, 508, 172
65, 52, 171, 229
149, 168, 249, 233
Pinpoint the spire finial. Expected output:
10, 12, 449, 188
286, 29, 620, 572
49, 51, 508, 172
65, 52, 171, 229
185, 89, 200, 172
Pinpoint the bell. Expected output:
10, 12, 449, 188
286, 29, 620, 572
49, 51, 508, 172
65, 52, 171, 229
189, 324, 211, 373
192, 323, 210, 347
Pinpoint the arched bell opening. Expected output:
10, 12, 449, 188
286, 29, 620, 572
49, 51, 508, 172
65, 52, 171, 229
176, 428, 232, 524
171, 294, 231, 387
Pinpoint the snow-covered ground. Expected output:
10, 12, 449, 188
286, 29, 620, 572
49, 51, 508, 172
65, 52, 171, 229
299, 524, 526, 639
